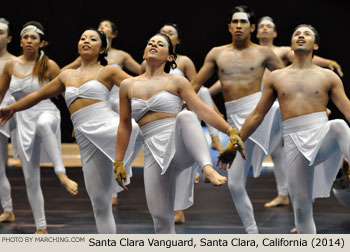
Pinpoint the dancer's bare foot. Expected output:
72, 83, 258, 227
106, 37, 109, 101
290, 227, 297, 233
264, 195, 290, 208
34, 229, 48, 234
202, 165, 227, 186
0, 211, 15, 223
174, 210, 185, 224
58, 173, 78, 195
112, 197, 118, 206
211, 135, 224, 152
194, 172, 200, 184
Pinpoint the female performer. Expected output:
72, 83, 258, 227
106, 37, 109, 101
63, 19, 143, 206
115, 33, 244, 233
0, 21, 78, 233
158, 22, 225, 224
0, 28, 139, 233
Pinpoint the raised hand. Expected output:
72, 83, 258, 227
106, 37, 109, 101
328, 60, 343, 77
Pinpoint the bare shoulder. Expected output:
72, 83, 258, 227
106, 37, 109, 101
48, 58, 60, 69
119, 76, 135, 91
317, 65, 341, 82
278, 46, 291, 52
178, 54, 195, 70
114, 49, 129, 58
120, 74, 144, 86
269, 66, 288, 79
104, 64, 123, 74
258, 44, 276, 56
170, 73, 191, 89
1, 57, 15, 75
178, 54, 193, 64
208, 44, 230, 55
4, 57, 15, 68
58, 68, 74, 84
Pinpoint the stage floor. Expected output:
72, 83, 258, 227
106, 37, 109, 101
1, 143, 350, 234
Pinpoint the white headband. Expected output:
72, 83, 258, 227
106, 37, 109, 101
20, 25, 44, 37
0, 22, 9, 31
232, 12, 250, 24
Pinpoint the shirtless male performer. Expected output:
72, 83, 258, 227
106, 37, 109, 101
210, 16, 343, 209
238, 24, 350, 233
192, 5, 283, 233
255, 16, 342, 208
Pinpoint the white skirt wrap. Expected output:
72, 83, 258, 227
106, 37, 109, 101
283, 112, 343, 199
141, 116, 195, 210
71, 101, 139, 186
14, 99, 61, 163
0, 92, 16, 137
225, 92, 282, 177
141, 117, 177, 175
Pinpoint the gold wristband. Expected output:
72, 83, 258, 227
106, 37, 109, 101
113, 160, 123, 169
226, 127, 239, 136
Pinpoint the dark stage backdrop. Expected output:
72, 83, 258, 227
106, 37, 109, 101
2, 0, 349, 142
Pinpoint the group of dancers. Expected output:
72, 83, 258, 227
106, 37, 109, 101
0, 4, 349, 235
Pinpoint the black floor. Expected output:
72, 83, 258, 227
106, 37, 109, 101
1, 165, 349, 234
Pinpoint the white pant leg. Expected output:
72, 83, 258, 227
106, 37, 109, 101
197, 87, 219, 137
284, 119, 350, 234
173, 111, 213, 168
172, 111, 211, 210
82, 148, 116, 234
270, 138, 288, 196
0, 134, 12, 212
143, 111, 213, 234
227, 139, 258, 234
284, 136, 316, 234
322, 120, 350, 161
17, 135, 46, 230
36, 112, 66, 176
144, 153, 175, 234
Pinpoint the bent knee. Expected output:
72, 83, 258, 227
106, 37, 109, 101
330, 120, 348, 133
37, 116, 57, 135
177, 110, 197, 124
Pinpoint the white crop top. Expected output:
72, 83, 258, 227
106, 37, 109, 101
169, 68, 185, 77
65, 80, 110, 107
9, 75, 46, 101
131, 91, 183, 121
64, 68, 111, 107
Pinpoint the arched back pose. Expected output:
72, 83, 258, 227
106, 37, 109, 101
239, 24, 350, 233
115, 33, 244, 234
158, 23, 226, 224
